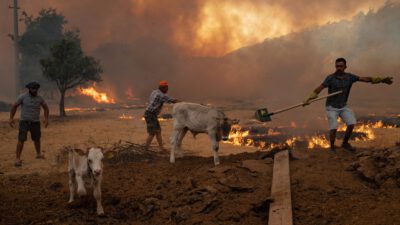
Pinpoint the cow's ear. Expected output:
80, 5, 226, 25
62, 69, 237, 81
74, 149, 86, 156
103, 150, 116, 159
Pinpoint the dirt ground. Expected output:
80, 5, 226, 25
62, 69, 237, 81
0, 107, 399, 224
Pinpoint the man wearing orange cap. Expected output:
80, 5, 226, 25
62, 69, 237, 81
144, 81, 179, 151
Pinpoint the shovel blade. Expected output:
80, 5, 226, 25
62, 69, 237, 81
255, 108, 272, 122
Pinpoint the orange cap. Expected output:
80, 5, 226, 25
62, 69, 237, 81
159, 80, 169, 86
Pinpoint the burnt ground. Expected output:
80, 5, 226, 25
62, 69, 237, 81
292, 146, 400, 225
2, 145, 400, 225
0, 152, 272, 225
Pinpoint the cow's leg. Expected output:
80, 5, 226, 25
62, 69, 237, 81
177, 127, 188, 149
93, 177, 104, 215
208, 132, 220, 166
175, 128, 188, 158
68, 169, 75, 203
75, 173, 87, 196
170, 128, 181, 163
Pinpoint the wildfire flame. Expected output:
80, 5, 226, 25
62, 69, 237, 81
141, 117, 170, 122
225, 120, 396, 150
79, 85, 116, 104
307, 135, 330, 149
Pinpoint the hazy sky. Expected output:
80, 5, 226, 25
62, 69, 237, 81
1, 0, 399, 105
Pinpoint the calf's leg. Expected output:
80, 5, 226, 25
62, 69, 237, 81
75, 173, 87, 196
93, 177, 104, 215
68, 170, 75, 203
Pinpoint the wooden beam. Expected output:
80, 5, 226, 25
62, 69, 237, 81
268, 150, 293, 225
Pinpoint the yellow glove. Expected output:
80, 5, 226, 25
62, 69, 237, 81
371, 76, 393, 84
303, 91, 318, 106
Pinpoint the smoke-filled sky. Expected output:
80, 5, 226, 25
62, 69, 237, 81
1, 0, 399, 114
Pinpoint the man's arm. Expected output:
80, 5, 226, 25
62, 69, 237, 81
162, 94, 179, 104
302, 84, 325, 106
9, 102, 20, 127
313, 85, 325, 94
358, 76, 393, 84
41, 102, 49, 128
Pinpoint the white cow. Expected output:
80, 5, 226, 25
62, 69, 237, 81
170, 102, 238, 166
68, 147, 114, 215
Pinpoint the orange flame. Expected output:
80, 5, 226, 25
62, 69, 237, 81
224, 120, 393, 150
79, 85, 116, 104
141, 117, 170, 122
119, 114, 134, 120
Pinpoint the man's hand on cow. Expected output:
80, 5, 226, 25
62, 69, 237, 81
9, 118, 15, 128
43, 119, 49, 128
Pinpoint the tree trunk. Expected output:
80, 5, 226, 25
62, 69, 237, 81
59, 90, 66, 117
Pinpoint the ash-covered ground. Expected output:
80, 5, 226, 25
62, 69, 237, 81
0, 106, 399, 224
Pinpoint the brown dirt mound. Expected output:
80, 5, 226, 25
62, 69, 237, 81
348, 144, 400, 187
0, 148, 273, 225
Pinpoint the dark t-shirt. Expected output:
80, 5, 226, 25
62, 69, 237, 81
322, 72, 359, 108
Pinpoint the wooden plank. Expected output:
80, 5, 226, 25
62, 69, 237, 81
268, 150, 293, 225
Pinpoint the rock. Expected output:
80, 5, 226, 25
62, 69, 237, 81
200, 199, 221, 214
48, 182, 63, 191
251, 198, 273, 220
171, 206, 192, 224
240, 160, 271, 173
186, 177, 197, 189
186, 193, 203, 205
208, 165, 233, 174
264, 158, 274, 164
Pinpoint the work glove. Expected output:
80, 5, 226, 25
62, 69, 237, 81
371, 76, 393, 84
302, 91, 318, 106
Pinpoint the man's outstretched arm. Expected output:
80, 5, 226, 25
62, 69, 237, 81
358, 76, 393, 84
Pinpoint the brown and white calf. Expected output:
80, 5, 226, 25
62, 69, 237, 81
170, 102, 239, 166
68, 147, 113, 215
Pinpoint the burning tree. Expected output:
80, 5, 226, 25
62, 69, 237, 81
40, 38, 102, 116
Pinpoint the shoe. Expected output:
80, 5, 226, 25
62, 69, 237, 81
342, 142, 356, 152
330, 146, 336, 153
14, 161, 22, 167
36, 154, 45, 159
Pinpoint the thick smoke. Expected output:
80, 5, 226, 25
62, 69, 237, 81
0, 0, 399, 117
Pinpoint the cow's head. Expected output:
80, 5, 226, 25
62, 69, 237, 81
87, 148, 104, 176
217, 118, 240, 141
73, 147, 115, 177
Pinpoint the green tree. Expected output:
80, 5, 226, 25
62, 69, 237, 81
19, 8, 68, 98
40, 38, 102, 117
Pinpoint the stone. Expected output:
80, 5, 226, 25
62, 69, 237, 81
240, 160, 271, 173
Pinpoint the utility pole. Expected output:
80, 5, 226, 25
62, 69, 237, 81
10, 0, 20, 97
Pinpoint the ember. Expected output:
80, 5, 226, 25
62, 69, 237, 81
119, 114, 134, 120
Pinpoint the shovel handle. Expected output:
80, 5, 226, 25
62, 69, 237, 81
269, 90, 343, 116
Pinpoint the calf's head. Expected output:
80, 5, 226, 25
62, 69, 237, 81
217, 118, 240, 141
87, 148, 104, 176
